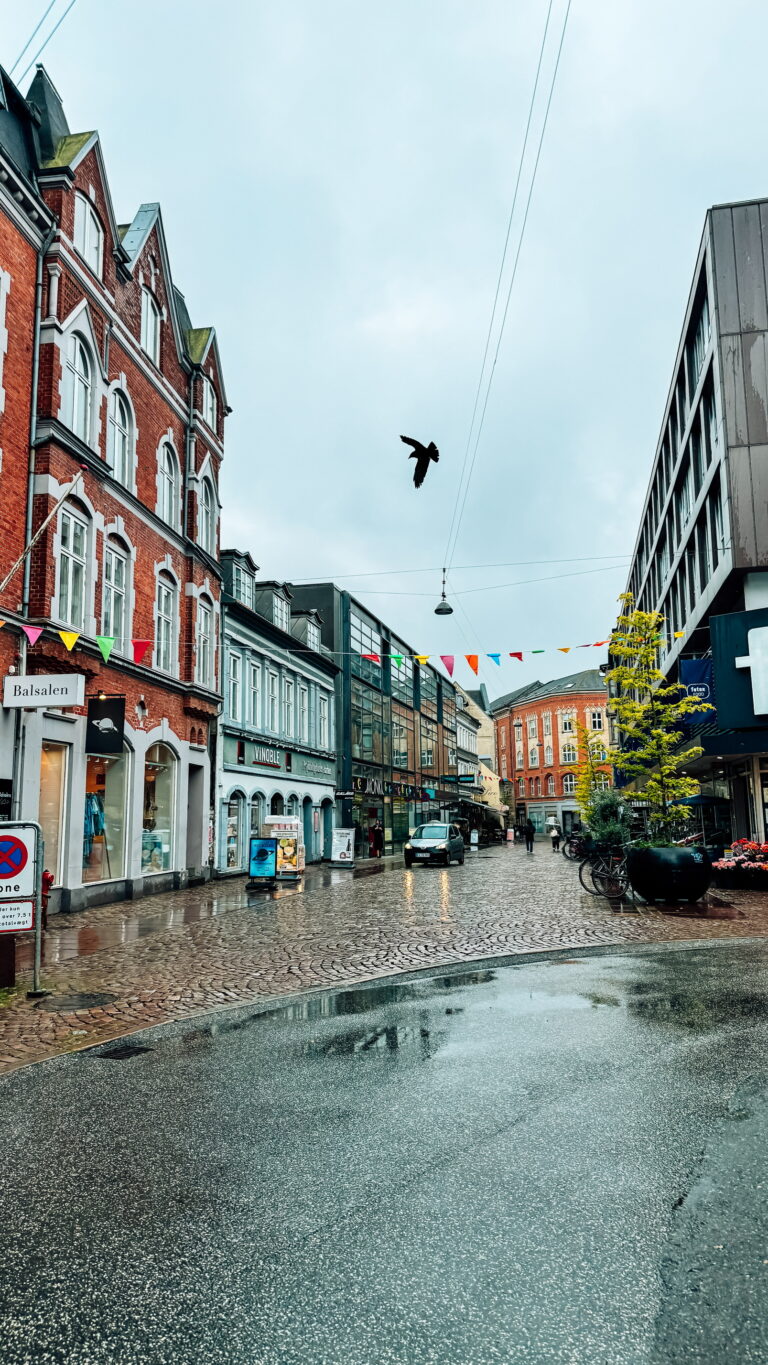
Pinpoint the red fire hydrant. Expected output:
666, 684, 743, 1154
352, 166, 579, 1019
41, 870, 54, 932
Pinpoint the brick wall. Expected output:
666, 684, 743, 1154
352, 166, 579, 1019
494, 689, 612, 804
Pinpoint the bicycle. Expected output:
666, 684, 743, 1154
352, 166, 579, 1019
578, 845, 629, 899
562, 833, 589, 862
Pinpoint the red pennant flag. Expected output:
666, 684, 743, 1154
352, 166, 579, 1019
440, 655, 455, 677
132, 639, 151, 665
465, 655, 479, 675
22, 625, 43, 646
593, 640, 610, 647
361, 653, 380, 664
509, 652, 523, 662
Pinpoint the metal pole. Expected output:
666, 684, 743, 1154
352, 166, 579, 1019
28, 823, 46, 999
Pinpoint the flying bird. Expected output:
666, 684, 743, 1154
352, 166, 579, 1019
401, 435, 439, 489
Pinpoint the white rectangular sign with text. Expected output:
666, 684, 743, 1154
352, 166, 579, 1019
3, 674, 85, 709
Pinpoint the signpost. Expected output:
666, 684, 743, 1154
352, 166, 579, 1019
0, 822, 44, 993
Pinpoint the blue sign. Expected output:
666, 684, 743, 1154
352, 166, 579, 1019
249, 837, 277, 879
679, 658, 716, 725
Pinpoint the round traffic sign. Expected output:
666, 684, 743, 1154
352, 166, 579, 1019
0, 835, 29, 879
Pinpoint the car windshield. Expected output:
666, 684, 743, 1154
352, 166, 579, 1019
414, 824, 448, 839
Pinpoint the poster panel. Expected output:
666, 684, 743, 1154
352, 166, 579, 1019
249, 837, 277, 880
331, 828, 355, 865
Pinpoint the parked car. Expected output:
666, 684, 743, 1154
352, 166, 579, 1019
404, 823, 466, 868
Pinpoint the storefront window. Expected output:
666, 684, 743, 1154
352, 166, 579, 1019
271, 793, 284, 815
39, 743, 69, 883
351, 679, 390, 765
141, 743, 175, 873
82, 749, 129, 883
225, 794, 244, 869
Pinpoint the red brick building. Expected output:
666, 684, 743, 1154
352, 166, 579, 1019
490, 669, 612, 834
0, 66, 227, 909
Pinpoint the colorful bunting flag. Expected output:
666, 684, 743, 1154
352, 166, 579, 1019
487, 654, 501, 665
96, 636, 116, 663
558, 647, 571, 654
532, 649, 545, 654
674, 631, 685, 638
362, 653, 381, 664
440, 655, 455, 676
391, 654, 404, 667
132, 639, 151, 665
0, 621, 5, 630
509, 652, 523, 662
21, 625, 43, 646
593, 640, 610, 646
59, 630, 79, 652
465, 655, 479, 675
414, 655, 429, 665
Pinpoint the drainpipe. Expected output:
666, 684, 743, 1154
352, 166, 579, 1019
11, 221, 56, 820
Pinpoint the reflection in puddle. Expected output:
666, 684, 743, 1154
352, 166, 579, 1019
626, 986, 768, 1033
302, 1017, 446, 1060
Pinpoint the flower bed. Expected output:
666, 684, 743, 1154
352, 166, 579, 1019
712, 840, 768, 888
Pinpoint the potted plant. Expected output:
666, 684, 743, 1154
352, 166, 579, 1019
712, 839, 768, 889
607, 595, 714, 904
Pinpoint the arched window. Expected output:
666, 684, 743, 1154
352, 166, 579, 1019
286, 794, 300, 817
529, 778, 535, 797
225, 793, 245, 869
562, 743, 577, 764
518, 778, 524, 796
544, 744, 553, 766
142, 743, 176, 872
250, 794, 265, 840
202, 375, 217, 430
529, 746, 538, 767
58, 503, 90, 630
535, 777, 541, 796
66, 335, 92, 443
155, 571, 178, 674
141, 288, 161, 364
103, 535, 129, 645
563, 773, 576, 796
109, 391, 132, 485
74, 194, 104, 277
595, 773, 611, 790
199, 479, 216, 555
159, 444, 179, 527
270, 793, 284, 816
546, 775, 555, 795
196, 594, 214, 688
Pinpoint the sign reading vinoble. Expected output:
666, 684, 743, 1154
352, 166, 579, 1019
3, 673, 85, 709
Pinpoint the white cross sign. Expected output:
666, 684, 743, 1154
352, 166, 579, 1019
735, 626, 768, 714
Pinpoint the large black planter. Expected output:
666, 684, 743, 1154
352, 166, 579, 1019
627, 846, 712, 904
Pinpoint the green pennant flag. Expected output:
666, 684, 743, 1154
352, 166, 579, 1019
96, 636, 116, 663
532, 649, 546, 654
391, 654, 404, 666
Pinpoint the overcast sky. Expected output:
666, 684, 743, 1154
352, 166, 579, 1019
3, 0, 765, 696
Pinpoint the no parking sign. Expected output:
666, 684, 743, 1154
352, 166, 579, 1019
0, 823, 41, 932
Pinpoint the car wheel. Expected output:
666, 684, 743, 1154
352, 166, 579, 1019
458, 852, 465, 865
444, 852, 451, 867
404, 857, 413, 868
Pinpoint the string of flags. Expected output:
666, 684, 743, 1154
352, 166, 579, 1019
362, 643, 613, 675
0, 622, 153, 664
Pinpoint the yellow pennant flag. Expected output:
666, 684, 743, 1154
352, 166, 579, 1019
558, 647, 571, 654
413, 655, 430, 665
59, 630, 80, 652
674, 631, 685, 638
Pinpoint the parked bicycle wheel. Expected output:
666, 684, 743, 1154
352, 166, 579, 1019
562, 838, 582, 862
590, 860, 628, 899
578, 857, 605, 895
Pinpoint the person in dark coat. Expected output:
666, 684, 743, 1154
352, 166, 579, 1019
372, 821, 385, 858
524, 819, 536, 853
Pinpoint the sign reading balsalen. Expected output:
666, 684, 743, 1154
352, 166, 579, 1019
3, 674, 86, 709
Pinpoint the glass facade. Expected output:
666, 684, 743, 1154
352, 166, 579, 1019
39, 742, 68, 883
83, 751, 129, 883
142, 743, 175, 873
351, 679, 390, 765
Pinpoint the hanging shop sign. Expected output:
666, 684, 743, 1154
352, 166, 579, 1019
679, 658, 716, 726
712, 607, 768, 728
85, 696, 125, 755
3, 673, 85, 709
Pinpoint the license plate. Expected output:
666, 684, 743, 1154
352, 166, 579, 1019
415, 852, 430, 859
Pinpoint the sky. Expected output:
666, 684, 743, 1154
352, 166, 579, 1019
2, 0, 766, 699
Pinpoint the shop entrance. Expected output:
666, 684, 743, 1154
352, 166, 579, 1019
39, 742, 69, 884
83, 750, 129, 884
186, 764, 205, 869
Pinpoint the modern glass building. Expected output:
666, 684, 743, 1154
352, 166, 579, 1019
288, 584, 460, 855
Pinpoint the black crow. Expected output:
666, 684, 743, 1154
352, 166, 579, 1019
400, 434, 439, 489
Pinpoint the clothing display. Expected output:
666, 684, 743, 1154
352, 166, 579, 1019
83, 791, 105, 860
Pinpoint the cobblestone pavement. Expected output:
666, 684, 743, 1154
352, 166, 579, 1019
0, 843, 766, 1075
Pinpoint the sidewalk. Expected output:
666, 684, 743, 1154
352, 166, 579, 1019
1, 843, 767, 1075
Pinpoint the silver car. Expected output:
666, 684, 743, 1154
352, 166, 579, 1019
404, 822, 465, 868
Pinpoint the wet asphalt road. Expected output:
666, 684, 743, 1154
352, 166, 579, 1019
3, 941, 768, 1364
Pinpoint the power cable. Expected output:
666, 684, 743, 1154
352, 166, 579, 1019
353, 562, 629, 598
9, 0, 59, 75
442, 0, 555, 570
445, 0, 573, 573
291, 554, 630, 583
16, 0, 80, 87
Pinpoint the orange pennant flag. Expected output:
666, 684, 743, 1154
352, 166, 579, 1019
465, 655, 479, 674
558, 647, 571, 654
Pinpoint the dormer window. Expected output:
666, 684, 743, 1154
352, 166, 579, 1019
307, 622, 320, 651
74, 194, 104, 277
141, 288, 161, 365
202, 375, 217, 430
232, 565, 253, 609
274, 595, 290, 632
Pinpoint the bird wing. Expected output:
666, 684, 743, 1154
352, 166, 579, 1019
413, 454, 430, 489
400, 435, 424, 455
430, 447, 440, 463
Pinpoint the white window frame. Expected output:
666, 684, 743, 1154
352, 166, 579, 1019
562, 742, 577, 764
159, 444, 179, 528
299, 686, 309, 742
563, 773, 576, 795
202, 375, 217, 430
196, 597, 213, 688
544, 744, 553, 766
103, 540, 128, 645
108, 390, 132, 486
543, 712, 552, 736
155, 574, 178, 675
268, 672, 278, 731
590, 710, 603, 730
527, 716, 537, 739
284, 678, 295, 737
250, 663, 261, 727
66, 334, 93, 444
199, 478, 216, 556
274, 595, 290, 632
74, 194, 104, 277
141, 288, 161, 365
318, 694, 329, 749
561, 713, 575, 733
58, 506, 89, 630
228, 652, 242, 719
307, 622, 320, 652
529, 746, 539, 767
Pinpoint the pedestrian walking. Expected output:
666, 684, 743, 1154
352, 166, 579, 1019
372, 820, 385, 859
550, 822, 561, 853
524, 818, 535, 853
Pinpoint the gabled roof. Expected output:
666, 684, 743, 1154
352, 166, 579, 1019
186, 327, 212, 364
221, 548, 260, 574
487, 682, 542, 714
40, 129, 95, 169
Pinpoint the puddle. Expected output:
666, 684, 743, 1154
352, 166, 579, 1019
301, 1021, 447, 1059
626, 987, 768, 1033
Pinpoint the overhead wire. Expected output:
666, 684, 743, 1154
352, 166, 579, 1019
346, 562, 629, 598
9, 0, 59, 75
441, 0, 555, 571
291, 554, 630, 582
16, 0, 80, 87
444, 0, 573, 575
